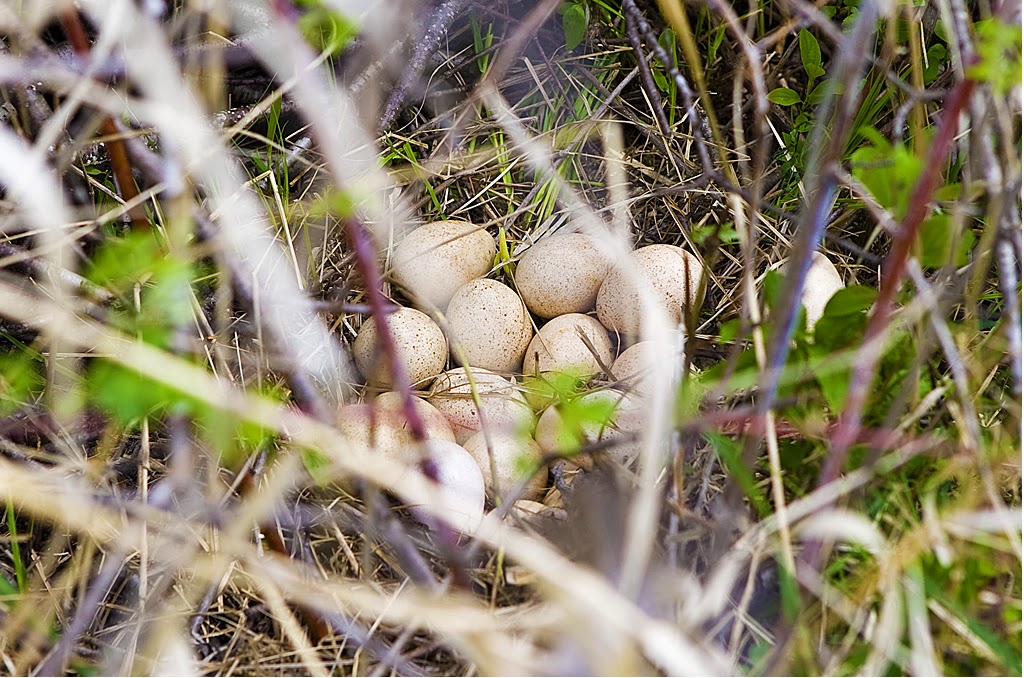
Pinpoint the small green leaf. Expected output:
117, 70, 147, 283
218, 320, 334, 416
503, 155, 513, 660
806, 79, 830, 105
767, 87, 801, 106
799, 29, 824, 79
762, 269, 785, 311
561, 2, 587, 51
810, 344, 851, 411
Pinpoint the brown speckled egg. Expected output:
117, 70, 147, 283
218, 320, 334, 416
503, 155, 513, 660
514, 233, 612, 318
801, 252, 845, 329
352, 307, 447, 388
610, 336, 685, 395
596, 244, 703, 340
535, 389, 645, 468
428, 367, 535, 444
445, 279, 533, 373
390, 221, 496, 309
462, 431, 547, 501
522, 313, 613, 379
335, 393, 454, 461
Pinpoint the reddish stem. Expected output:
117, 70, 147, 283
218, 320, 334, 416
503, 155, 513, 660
820, 75, 977, 489
59, 9, 149, 231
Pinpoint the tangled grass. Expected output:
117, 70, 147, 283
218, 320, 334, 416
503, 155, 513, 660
0, 0, 1020, 675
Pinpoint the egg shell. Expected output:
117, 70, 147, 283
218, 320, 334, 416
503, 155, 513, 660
394, 440, 485, 534
610, 337, 686, 395
596, 244, 703, 341
352, 307, 447, 388
445, 279, 533, 373
462, 431, 547, 501
522, 313, 613, 379
514, 233, 613, 318
801, 252, 845, 329
390, 221, 496, 309
535, 389, 645, 469
428, 368, 535, 444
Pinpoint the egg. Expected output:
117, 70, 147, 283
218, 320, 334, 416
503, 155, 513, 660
535, 389, 645, 469
428, 367, 535, 444
801, 252, 845, 330
336, 392, 455, 460
462, 431, 547, 501
522, 313, 613, 379
445, 279, 533, 373
351, 307, 447, 388
610, 337, 685, 395
596, 244, 703, 340
514, 232, 612, 318
389, 221, 496, 309
394, 439, 485, 533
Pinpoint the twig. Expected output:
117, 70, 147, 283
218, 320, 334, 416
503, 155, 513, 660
342, 217, 472, 589
995, 225, 1021, 398
58, 9, 148, 231
379, 0, 472, 131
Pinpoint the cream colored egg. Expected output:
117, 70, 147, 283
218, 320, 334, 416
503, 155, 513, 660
352, 307, 447, 388
801, 252, 845, 330
522, 313, 613, 379
373, 392, 455, 442
596, 244, 703, 340
390, 221, 496, 309
463, 431, 547, 501
428, 367, 535, 444
514, 233, 612, 318
445, 279, 533, 373
535, 389, 645, 468
335, 393, 454, 461
610, 337, 686, 395
394, 439, 485, 534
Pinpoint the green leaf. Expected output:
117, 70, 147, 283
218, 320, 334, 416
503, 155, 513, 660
561, 2, 587, 51
296, 0, 359, 55
924, 43, 948, 84
767, 87, 801, 106
762, 269, 784, 311
850, 128, 924, 219
799, 29, 824, 80
809, 344, 851, 411
821, 285, 877, 317
88, 360, 194, 425
806, 79, 830, 105
0, 352, 43, 416
919, 213, 954, 268
966, 19, 1023, 95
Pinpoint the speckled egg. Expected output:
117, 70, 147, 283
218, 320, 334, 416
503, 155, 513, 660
801, 252, 845, 329
352, 307, 447, 388
610, 336, 686, 395
428, 367, 535, 444
445, 279, 533, 373
390, 221, 496, 309
534, 389, 646, 469
596, 244, 703, 340
463, 431, 547, 501
522, 313, 613, 379
336, 392, 454, 460
514, 233, 612, 318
